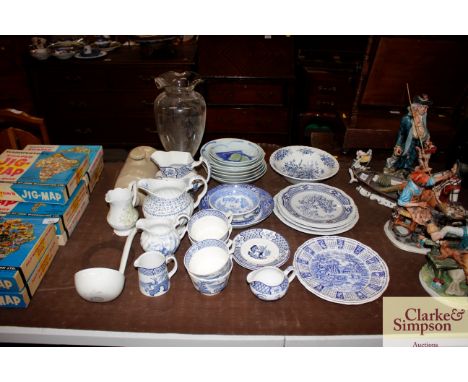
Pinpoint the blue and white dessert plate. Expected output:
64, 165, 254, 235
270, 145, 339, 183
200, 184, 274, 228
276, 183, 357, 228
232, 228, 290, 270
202, 138, 264, 166
293, 236, 389, 305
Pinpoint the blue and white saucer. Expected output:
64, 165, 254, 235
293, 236, 389, 305
200, 184, 273, 229
232, 228, 290, 270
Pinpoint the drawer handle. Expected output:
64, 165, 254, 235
317, 85, 337, 93
141, 100, 154, 107
64, 75, 82, 82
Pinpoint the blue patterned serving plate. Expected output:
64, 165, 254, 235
201, 138, 264, 167
277, 183, 357, 228
293, 236, 389, 305
200, 184, 274, 228
270, 145, 339, 183
232, 228, 290, 270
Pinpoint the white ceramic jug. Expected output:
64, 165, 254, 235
137, 176, 207, 221
105, 184, 139, 236
136, 215, 188, 255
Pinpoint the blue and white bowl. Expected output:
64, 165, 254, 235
270, 145, 339, 183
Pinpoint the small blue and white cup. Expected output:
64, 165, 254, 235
184, 239, 233, 279
186, 257, 233, 296
188, 209, 233, 244
134, 251, 177, 297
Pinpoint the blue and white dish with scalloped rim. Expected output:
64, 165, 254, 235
270, 145, 339, 183
232, 228, 290, 270
293, 236, 389, 305
200, 184, 274, 229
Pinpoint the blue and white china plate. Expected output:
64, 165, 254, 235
200, 184, 274, 229
273, 198, 359, 235
208, 184, 260, 217
211, 162, 267, 184
201, 138, 264, 167
276, 183, 357, 228
270, 145, 339, 183
293, 236, 389, 305
232, 229, 290, 270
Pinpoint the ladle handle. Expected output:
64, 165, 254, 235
119, 227, 137, 274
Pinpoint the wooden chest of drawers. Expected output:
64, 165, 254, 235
198, 36, 295, 145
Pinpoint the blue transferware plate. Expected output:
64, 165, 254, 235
293, 236, 389, 305
201, 138, 264, 167
278, 183, 356, 228
232, 228, 290, 270
270, 145, 339, 183
200, 184, 273, 229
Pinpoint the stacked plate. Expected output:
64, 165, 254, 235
273, 183, 359, 235
199, 184, 274, 229
200, 138, 267, 183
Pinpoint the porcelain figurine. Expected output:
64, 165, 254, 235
384, 93, 435, 178
137, 176, 207, 221
105, 184, 139, 236
136, 215, 188, 255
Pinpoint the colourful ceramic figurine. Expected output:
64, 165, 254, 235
384, 94, 435, 177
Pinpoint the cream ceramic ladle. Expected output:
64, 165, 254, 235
74, 228, 137, 302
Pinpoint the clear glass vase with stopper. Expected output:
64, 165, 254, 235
154, 71, 206, 156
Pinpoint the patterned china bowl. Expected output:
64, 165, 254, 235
207, 184, 261, 221
269, 146, 339, 183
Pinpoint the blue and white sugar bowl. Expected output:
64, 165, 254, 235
246, 265, 295, 301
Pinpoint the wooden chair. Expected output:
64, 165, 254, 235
0, 108, 50, 152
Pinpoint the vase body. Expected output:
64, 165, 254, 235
154, 71, 206, 156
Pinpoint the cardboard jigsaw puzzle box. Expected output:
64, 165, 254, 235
0, 236, 59, 308
0, 180, 90, 245
24, 145, 104, 193
0, 218, 56, 294
0, 149, 89, 204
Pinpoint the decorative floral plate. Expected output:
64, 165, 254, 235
277, 183, 357, 228
293, 236, 389, 304
200, 184, 273, 228
270, 145, 339, 183
232, 228, 290, 270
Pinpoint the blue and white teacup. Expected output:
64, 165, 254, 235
186, 257, 233, 296
188, 209, 233, 244
134, 251, 178, 297
246, 265, 295, 301
184, 239, 233, 279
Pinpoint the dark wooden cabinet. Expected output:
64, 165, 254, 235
198, 36, 295, 145
342, 36, 468, 151
28, 44, 196, 148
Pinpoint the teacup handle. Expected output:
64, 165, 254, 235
174, 214, 189, 238
166, 255, 178, 279
283, 265, 296, 283
226, 239, 234, 254
188, 175, 208, 209
224, 211, 233, 224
